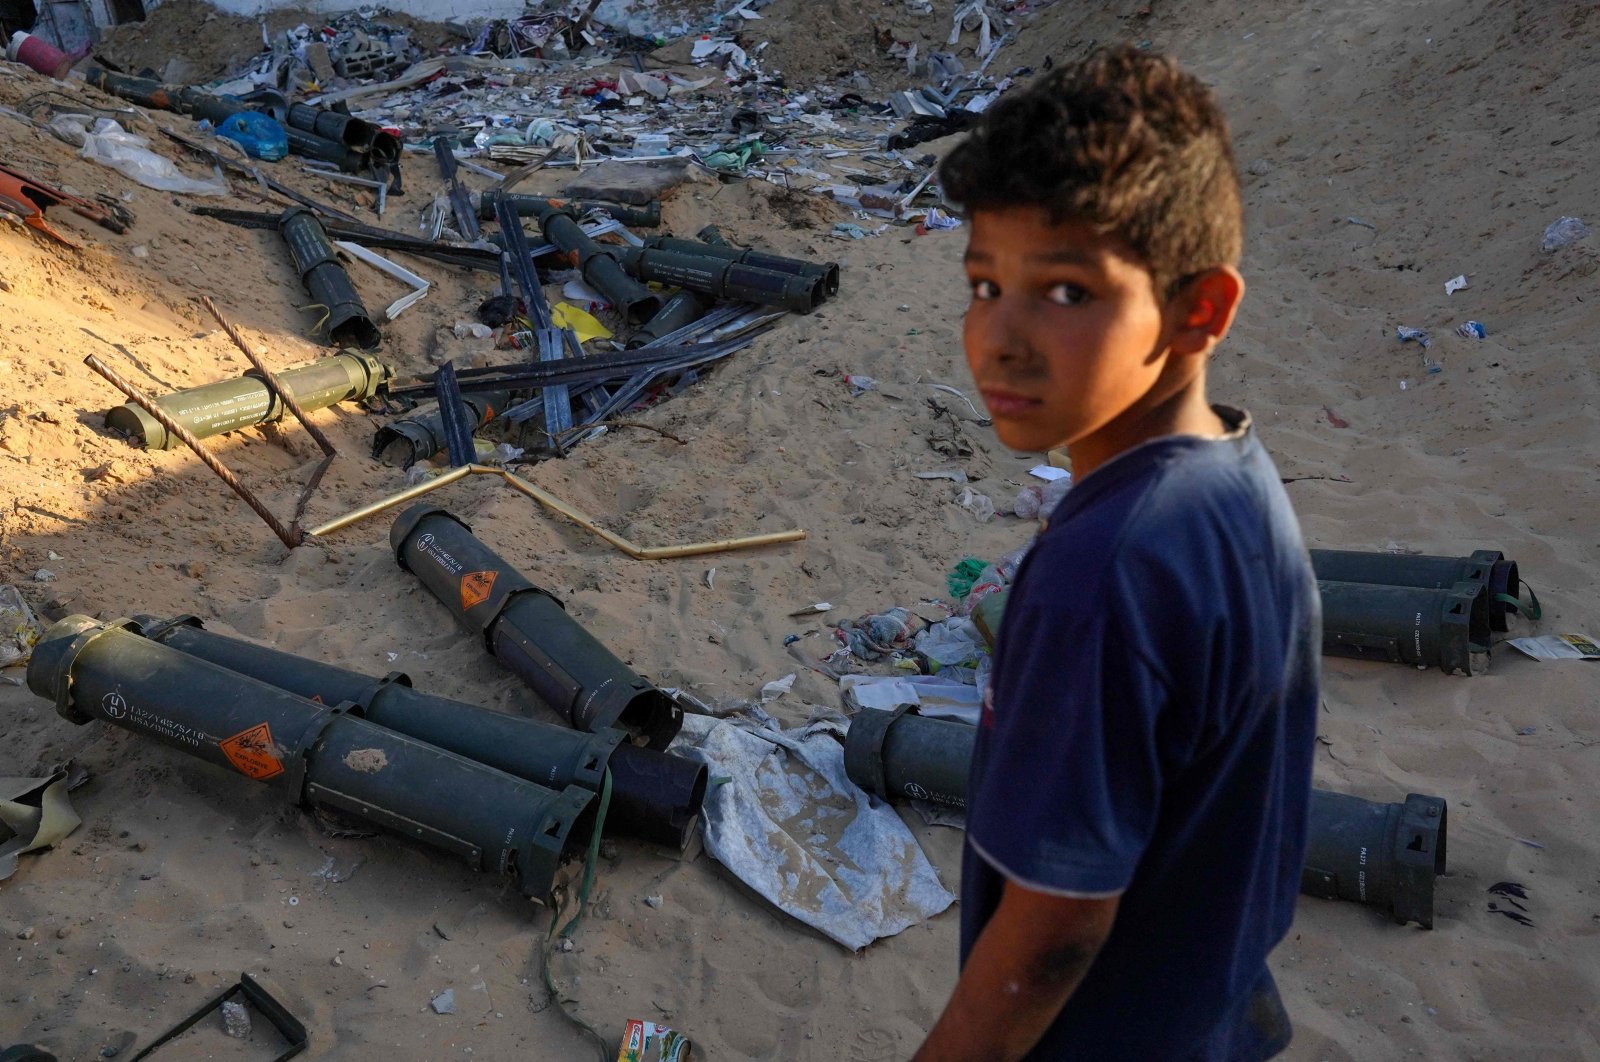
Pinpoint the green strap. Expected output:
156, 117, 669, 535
542, 769, 614, 1062
1496, 583, 1542, 622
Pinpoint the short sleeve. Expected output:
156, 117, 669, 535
967, 599, 1170, 898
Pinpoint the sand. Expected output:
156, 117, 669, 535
3, 0, 1599, 1058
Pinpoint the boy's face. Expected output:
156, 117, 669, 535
961, 206, 1177, 454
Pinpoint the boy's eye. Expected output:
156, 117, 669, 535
970, 279, 999, 300
1047, 283, 1089, 306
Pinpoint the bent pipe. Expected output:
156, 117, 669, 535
480, 193, 662, 229
1300, 788, 1447, 929
1319, 579, 1491, 675
27, 617, 595, 901
279, 208, 383, 351
105, 351, 389, 450
626, 289, 711, 349
842, 709, 1449, 928
391, 505, 684, 750
130, 615, 706, 850
1311, 548, 1523, 633
518, 199, 662, 325
371, 390, 510, 467
643, 235, 841, 298
616, 246, 824, 314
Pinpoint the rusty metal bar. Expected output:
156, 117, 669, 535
84, 355, 303, 550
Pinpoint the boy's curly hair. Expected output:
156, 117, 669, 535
939, 46, 1243, 299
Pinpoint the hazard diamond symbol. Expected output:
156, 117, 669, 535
219, 722, 285, 782
460, 570, 497, 610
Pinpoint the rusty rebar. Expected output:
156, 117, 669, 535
84, 354, 303, 550
202, 295, 340, 534
202, 295, 338, 456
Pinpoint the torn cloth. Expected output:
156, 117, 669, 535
671, 714, 953, 950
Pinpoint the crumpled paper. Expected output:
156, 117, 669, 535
671, 713, 953, 950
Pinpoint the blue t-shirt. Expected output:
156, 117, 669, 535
960, 408, 1320, 1061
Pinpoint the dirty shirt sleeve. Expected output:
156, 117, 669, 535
966, 594, 1170, 898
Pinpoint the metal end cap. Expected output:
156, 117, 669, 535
389, 504, 468, 571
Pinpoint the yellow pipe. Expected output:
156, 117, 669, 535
306, 463, 806, 560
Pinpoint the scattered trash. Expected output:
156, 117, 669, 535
216, 112, 288, 162
843, 374, 878, 395
946, 557, 988, 600
0, 585, 40, 668
1028, 465, 1071, 482
1397, 326, 1432, 349
759, 674, 796, 702
841, 674, 983, 723
1456, 321, 1487, 339
1444, 274, 1469, 296
431, 989, 456, 1015
670, 712, 953, 950
1323, 407, 1350, 429
1345, 216, 1377, 230
1507, 633, 1599, 661
74, 118, 229, 197
0, 762, 86, 881
643, 894, 663, 909
915, 207, 963, 234
835, 607, 916, 661
1539, 216, 1590, 253
616, 1018, 693, 1062
954, 486, 995, 522
787, 602, 833, 617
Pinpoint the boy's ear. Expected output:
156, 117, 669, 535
1168, 266, 1245, 357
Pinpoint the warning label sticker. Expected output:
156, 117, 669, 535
219, 723, 286, 782
460, 570, 497, 610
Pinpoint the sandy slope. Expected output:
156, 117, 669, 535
3, 0, 1599, 1058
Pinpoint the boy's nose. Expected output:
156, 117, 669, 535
968, 297, 1032, 367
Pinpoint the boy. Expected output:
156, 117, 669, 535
912, 48, 1320, 1061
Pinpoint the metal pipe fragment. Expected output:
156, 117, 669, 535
372, 391, 510, 467
616, 246, 824, 313
1311, 548, 1528, 632
305, 463, 806, 561
518, 198, 663, 324
279, 208, 383, 351
1300, 789, 1447, 928
1319, 579, 1490, 675
644, 235, 840, 297
844, 705, 973, 810
28, 617, 597, 901
391, 505, 684, 749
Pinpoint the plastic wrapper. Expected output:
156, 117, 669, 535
77, 119, 229, 196
1540, 216, 1590, 252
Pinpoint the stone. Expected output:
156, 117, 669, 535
431, 989, 455, 1015
221, 1000, 251, 1038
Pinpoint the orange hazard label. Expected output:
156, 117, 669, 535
219, 722, 286, 782
460, 570, 497, 610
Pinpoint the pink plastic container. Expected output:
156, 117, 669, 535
7, 31, 73, 79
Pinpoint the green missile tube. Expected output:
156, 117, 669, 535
1310, 548, 1528, 632
104, 350, 390, 450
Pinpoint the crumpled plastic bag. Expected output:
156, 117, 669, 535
671, 713, 953, 950
75, 118, 229, 196
0, 585, 40, 669
914, 615, 984, 669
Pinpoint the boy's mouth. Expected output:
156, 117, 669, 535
979, 389, 1041, 417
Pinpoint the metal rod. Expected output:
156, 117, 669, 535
84, 355, 302, 550
306, 464, 804, 559
202, 296, 338, 457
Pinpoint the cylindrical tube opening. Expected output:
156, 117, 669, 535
606, 741, 708, 850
